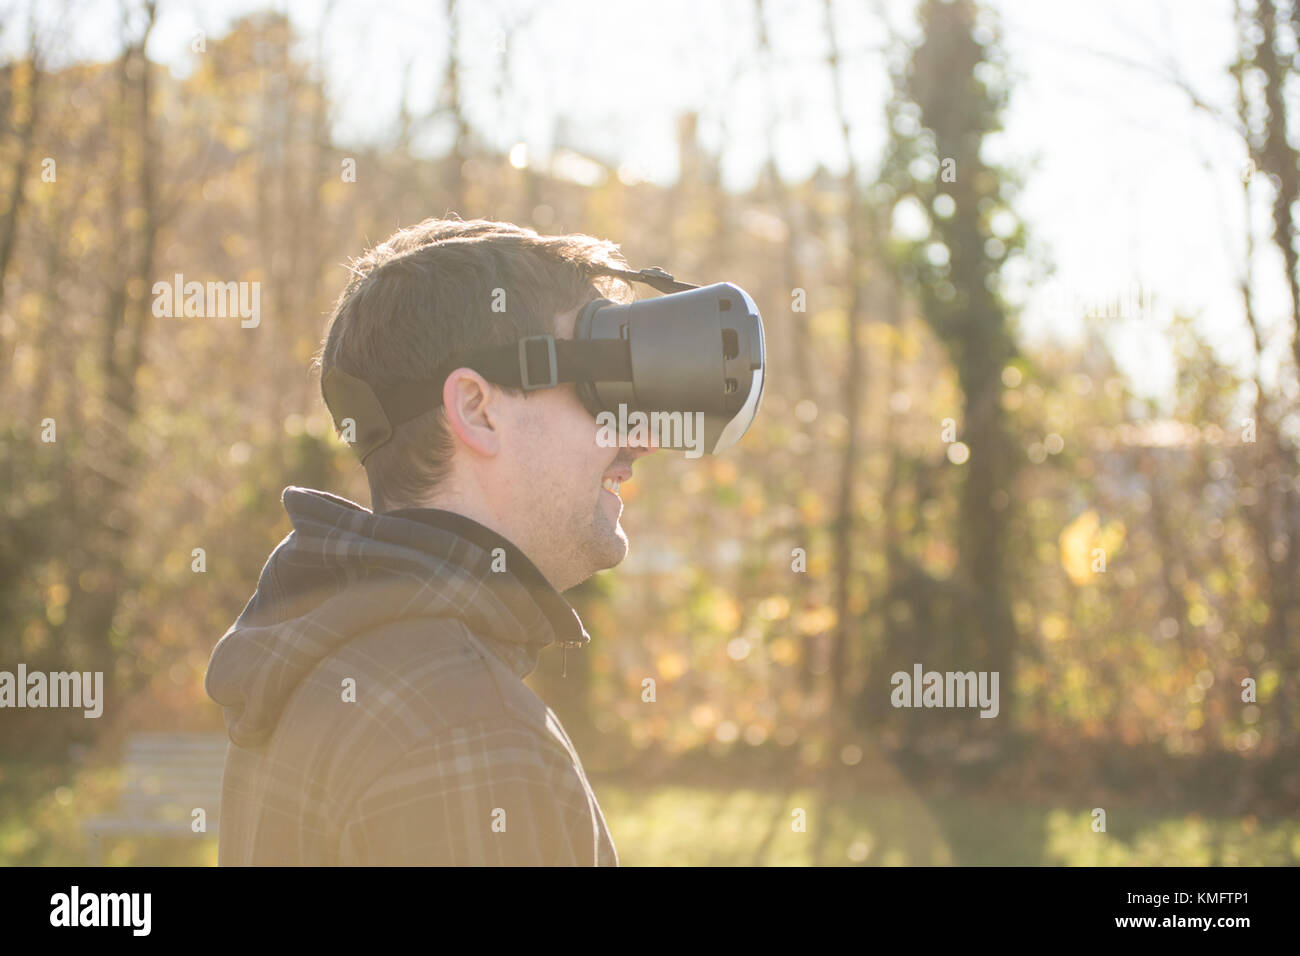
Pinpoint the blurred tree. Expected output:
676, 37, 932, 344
1233, 0, 1300, 746
822, 0, 869, 719
0, 11, 44, 339
879, 0, 1024, 746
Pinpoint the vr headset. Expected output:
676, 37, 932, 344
321, 265, 766, 464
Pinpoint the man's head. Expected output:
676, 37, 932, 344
317, 218, 657, 592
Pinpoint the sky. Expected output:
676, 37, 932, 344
10, 0, 1296, 407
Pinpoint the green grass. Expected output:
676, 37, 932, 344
4, 757, 1297, 865
590, 780, 1300, 866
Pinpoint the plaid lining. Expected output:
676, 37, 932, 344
205, 486, 617, 866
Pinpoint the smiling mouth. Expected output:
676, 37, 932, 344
601, 477, 621, 497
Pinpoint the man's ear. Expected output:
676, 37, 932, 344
441, 368, 501, 458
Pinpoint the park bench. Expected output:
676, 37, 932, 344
81, 731, 228, 865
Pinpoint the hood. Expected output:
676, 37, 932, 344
205, 486, 589, 748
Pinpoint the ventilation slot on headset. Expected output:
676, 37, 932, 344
722, 329, 739, 360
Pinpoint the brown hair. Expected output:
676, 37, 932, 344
317, 218, 633, 511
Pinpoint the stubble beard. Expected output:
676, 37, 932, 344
592, 491, 628, 569
540, 489, 628, 593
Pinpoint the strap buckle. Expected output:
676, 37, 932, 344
518, 335, 558, 390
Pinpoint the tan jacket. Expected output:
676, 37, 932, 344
204, 487, 617, 865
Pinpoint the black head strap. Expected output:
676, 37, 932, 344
587, 265, 698, 294
371, 336, 631, 429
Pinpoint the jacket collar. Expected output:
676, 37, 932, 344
379, 506, 590, 679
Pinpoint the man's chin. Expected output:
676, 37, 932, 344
590, 520, 629, 572
602, 527, 630, 569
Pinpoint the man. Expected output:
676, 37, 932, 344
204, 218, 656, 865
